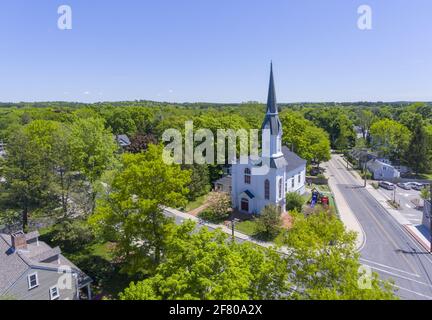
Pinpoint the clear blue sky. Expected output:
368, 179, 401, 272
0, 0, 431, 103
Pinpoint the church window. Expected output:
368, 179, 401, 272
264, 179, 270, 200
244, 168, 251, 184
278, 178, 283, 199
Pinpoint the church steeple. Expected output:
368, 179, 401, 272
266, 62, 278, 114
262, 62, 283, 141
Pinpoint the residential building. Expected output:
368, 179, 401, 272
366, 158, 401, 180
115, 134, 131, 148
213, 175, 232, 193
0, 231, 92, 300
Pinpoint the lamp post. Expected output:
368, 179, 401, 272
231, 218, 240, 242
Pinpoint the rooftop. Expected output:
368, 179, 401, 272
0, 231, 91, 294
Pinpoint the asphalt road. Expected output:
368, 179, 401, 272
325, 155, 432, 300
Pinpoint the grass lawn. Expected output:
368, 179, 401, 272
185, 194, 208, 212
235, 220, 258, 236
310, 183, 331, 193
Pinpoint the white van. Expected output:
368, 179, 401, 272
379, 181, 396, 190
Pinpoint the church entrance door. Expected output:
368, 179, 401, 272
241, 198, 249, 212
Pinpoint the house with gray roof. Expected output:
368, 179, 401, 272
366, 158, 401, 180
115, 134, 131, 148
0, 231, 92, 300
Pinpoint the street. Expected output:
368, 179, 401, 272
324, 155, 432, 300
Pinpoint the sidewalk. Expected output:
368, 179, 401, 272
163, 207, 291, 254
323, 159, 365, 251
339, 155, 431, 253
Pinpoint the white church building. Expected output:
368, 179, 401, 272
230, 64, 307, 214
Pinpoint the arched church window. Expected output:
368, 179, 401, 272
264, 179, 270, 200
244, 168, 251, 184
278, 178, 283, 199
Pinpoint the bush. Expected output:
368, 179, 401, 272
255, 205, 282, 240
286, 192, 305, 212
198, 193, 231, 223
198, 209, 228, 223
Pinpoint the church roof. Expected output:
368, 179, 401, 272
266, 62, 277, 114
261, 62, 282, 135
282, 146, 307, 172
270, 155, 288, 169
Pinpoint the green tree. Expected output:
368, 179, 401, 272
106, 108, 137, 136
370, 119, 411, 162
286, 192, 304, 212
89, 145, 191, 275
279, 111, 331, 164
406, 122, 430, 176
0, 122, 59, 230
357, 109, 374, 140
304, 109, 355, 150
70, 117, 117, 213
420, 187, 430, 201
255, 205, 283, 239
182, 164, 211, 201
282, 211, 397, 299
307, 126, 331, 167
119, 221, 290, 300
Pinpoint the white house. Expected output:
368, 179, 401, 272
231, 64, 307, 215
366, 158, 400, 180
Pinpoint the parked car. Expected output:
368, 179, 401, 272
410, 182, 425, 191
379, 181, 396, 190
397, 182, 411, 190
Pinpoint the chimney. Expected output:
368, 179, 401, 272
11, 231, 27, 251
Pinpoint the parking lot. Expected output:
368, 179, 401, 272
376, 185, 425, 225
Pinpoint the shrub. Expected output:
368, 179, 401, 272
198, 193, 231, 223
255, 205, 282, 240
198, 209, 228, 223
286, 192, 305, 212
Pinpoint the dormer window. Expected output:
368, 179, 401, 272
244, 168, 251, 184
28, 272, 39, 289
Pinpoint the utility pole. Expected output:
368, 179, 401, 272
363, 163, 367, 188
430, 183, 432, 253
